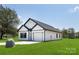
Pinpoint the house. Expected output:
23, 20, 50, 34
75, 32, 79, 38
18, 18, 62, 41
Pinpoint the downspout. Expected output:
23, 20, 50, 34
44, 30, 45, 41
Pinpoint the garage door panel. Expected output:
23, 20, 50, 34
33, 32, 43, 41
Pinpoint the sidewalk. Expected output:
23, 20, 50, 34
0, 41, 39, 45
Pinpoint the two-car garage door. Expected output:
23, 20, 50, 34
33, 32, 43, 41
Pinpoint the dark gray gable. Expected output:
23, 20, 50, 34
18, 18, 61, 33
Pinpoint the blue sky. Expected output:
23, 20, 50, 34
4, 4, 79, 31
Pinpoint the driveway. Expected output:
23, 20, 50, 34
0, 41, 39, 45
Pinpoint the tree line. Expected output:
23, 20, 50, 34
62, 28, 79, 39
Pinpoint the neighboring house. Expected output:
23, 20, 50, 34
75, 32, 79, 38
18, 18, 62, 41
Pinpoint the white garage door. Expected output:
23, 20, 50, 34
33, 32, 43, 41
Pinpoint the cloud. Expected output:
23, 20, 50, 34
69, 6, 79, 13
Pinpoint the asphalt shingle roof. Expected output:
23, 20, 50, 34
29, 18, 61, 32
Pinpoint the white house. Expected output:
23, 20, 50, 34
18, 18, 62, 41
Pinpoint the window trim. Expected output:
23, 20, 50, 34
20, 33, 27, 38
56, 33, 58, 38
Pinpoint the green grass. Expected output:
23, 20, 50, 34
0, 38, 79, 55
0, 38, 8, 42
0, 36, 19, 43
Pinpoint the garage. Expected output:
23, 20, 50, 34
33, 32, 44, 41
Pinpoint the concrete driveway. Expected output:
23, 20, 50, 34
0, 41, 39, 45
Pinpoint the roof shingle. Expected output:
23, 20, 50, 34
29, 18, 61, 32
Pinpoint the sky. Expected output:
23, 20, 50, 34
4, 4, 79, 31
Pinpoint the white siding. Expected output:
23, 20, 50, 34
18, 31, 28, 40
19, 26, 28, 31
32, 25, 44, 41
58, 33, 62, 39
32, 30, 44, 41
56, 33, 62, 39
18, 26, 28, 40
25, 20, 36, 29
45, 30, 62, 41
60, 33, 62, 39
33, 25, 43, 30
45, 31, 56, 41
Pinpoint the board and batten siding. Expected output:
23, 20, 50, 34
32, 30, 44, 41
45, 30, 56, 41
32, 25, 44, 41
44, 30, 62, 41
58, 33, 62, 39
18, 26, 28, 40
19, 26, 28, 31
25, 20, 36, 29
33, 25, 43, 30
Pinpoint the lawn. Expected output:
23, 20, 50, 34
0, 38, 79, 55
0, 36, 19, 43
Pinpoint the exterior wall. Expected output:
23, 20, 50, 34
56, 33, 61, 39
59, 33, 62, 39
45, 30, 56, 41
19, 26, 28, 31
33, 25, 43, 30
32, 30, 44, 41
32, 25, 44, 41
18, 26, 28, 40
45, 30, 62, 41
18, 31, 28, 40
25, 20, 36, 29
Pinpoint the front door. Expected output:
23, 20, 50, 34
28, 31, 32, 41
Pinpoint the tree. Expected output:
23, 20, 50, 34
68, 28, 75, 39
0, 5, 20, 39
62, 28, 68, 38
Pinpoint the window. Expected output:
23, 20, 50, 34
20, 33, 27, 38
56, 34, 58, 38
59, 34, 61, 38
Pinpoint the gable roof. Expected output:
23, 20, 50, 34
18, 18, 61, 33
30, 18, 61, 32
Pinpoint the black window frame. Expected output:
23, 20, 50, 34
56, 33, 58, 38
20, 33, 27, 38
